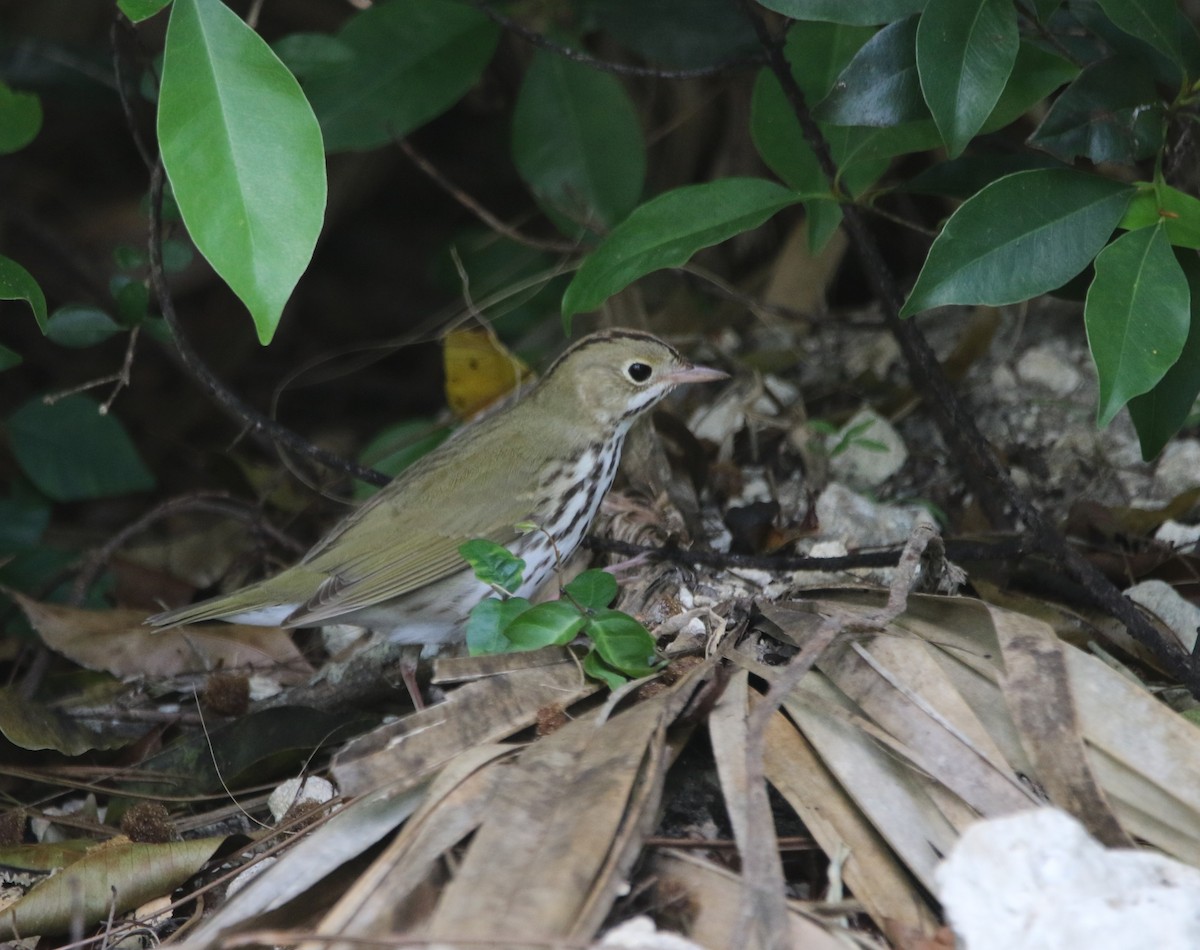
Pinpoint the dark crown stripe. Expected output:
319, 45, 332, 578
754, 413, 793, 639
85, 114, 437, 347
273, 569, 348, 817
542, 329, 685, 378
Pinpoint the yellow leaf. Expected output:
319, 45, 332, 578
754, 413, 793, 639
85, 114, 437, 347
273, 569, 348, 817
443, 327, 532, 420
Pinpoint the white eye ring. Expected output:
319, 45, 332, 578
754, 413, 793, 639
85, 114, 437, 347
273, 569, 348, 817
627, 362, 652, 383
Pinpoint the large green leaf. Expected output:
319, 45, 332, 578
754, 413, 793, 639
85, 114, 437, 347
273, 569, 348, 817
44, 306, 123, 348
118, 0, 173, 21
8, 395, 155, 501
901, 169, 1134, 315
502, 600, 588, 650
158, 0, 326, 344
303, 0, 499, 152
916, 0, 1018, 158
0, 81, 41, 154
1085, 223, 1190, 426
1128, 251, 1200, 458
1121, 183, 1200, 249
561, 178, 804, 319
1095, 0, 1183, 66
512, 51, 645, 236
1028, 57, 1164, 164
0, 254, 47, 329
979, 41, 1078, 134
755, 0, 927, 24
580, 0, 758, 68
815, 16, 928, 127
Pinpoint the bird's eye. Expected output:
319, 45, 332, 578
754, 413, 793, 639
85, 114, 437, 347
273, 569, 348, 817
626, 362, 652, 383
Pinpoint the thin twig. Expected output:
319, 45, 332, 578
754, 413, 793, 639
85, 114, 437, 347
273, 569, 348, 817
70, 491, 306, 605
466, 0, 767, 79
146, 160, 389, 487
735, 1, 1200, 695
110, 15, 155, 171
397, 139, 579, 253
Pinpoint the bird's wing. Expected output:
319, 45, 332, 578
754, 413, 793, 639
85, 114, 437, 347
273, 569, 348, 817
279, 419, 551, 625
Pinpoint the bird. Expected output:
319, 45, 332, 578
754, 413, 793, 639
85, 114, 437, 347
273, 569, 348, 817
146, 329, 727, 650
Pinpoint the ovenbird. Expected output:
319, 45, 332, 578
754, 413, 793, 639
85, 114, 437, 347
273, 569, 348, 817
147, 329, 726, 645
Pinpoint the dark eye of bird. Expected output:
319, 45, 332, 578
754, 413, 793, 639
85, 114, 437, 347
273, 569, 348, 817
627, 362, 652, 382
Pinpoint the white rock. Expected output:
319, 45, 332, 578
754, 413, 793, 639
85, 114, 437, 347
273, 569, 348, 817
1156, 520, 1200, 548
595, 916, 705, 949
1015, 345, 1083, 395
1127, 579, 1200, 652
938, 808, 1200, 950
827, 408, 907, 490
1156, 440, 1200, 498
815, 483, 928, 548
268, 776, 336, 823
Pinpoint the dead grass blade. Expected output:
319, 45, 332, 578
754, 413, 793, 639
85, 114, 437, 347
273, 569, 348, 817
331, 654, 597, 795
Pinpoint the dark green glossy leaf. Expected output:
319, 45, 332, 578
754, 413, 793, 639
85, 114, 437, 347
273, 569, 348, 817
1129, 251, 1200, 458
580, 0, 757, 68
44, 306, 123, 348
8, 395, 155, 501
304, 0, 499, 151
979, 42, 1078, 133
1095, 0, 1183, 65
466, 596, 532, 654
0, 254, 47, 330
0, 688, 129, 755
111, 277, 150, 325
1121, 184, 1200, 249
783, 20, 876, 98
0, 81, 41, 154
1085, 223, 1189, 426
901, 169, 1134, 314
916, 0, 1018, 157
0, 344, 20, 372
271, 33, 354, 79
755, 0, 926, 24
459, 539, 525, 594
816, 16, 928, 127
512, 50, 645, 235
562, 178, 803, 319
1028, 57, 1164, 164
502, 600, 587, 649
581, 650, 628, 689
903, 152, 1063, 197
118, 0, 172, 20
159, 0, 326, 344
587, 608, 658, 677
563, 569, 618, 610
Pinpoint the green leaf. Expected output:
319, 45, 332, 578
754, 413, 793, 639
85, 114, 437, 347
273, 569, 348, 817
119, 0, 173, 21
0, 81, 42, 154
1128, 251, 1200, 458
562, 178, 803, 319
586, 608, 659, 677
581, 650, 628, 689
754, 0, 927, 24
780, 21, 877, 99
466, 596, 532, 654
158, 0, 327, 344
1121, 183, 1200, 249
111, 276, 150, 325
901, 169, 1134, 315
0, 344, 20, 372
0, 254, 47, 330
353, 419, 451, 499
303, 0, 500, 152
8, 395, 155, 502
512, 50, 645, 236
815, 16, 928, 127
1095, 0, 1183, 65
1085, 223, 1190, 426
916, 0, 1019, 158
44, 306, 123, 348
502, 600, 587, 650
979, 41, 1078, 134
563, 569, 619, 610
271, 33, 354, 79
579, 0, 757, 69
1028, 57, 1164, 165
458, 539, 525, 594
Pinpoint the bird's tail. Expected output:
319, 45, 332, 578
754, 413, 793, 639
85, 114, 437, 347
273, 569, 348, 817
146, 580, 297, 628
